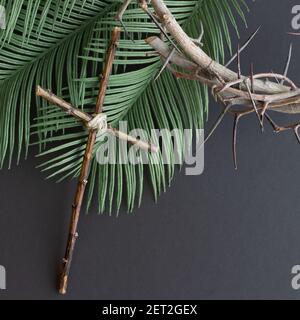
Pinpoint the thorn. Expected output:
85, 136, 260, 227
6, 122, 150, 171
115, 0, 135, 42
237, 43, 241, 80
143, 7, 180, 52
202, 104, 232, 146
155, 47, 176, 81
287, 32, 300, 36
260, 101, 270, 130
120, 20, 135, 42
232, 114, 241, 170
264, 113, 278, 132
264, 114, 300, 145
198, 22, 204, 43
250, 63, 254, 93
191, 22, 204, 46
260, 120, 264, 133
244, 79, 262, 128
271, 70, 280, 84
159, 24, 167, 41
294, 126, 300, 144
225, 26, 261, 67
281, 43, 293, 85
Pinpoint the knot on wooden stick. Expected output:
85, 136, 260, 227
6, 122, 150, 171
86, 113, 107, 134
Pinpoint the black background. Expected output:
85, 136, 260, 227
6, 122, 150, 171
1, 0, 300, 300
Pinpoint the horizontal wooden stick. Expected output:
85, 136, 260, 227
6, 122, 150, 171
36, 86, 91, 122
107, 126, 158, 153
36, 86, 158, 153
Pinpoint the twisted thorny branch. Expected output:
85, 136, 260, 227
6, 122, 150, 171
123, 0, 300, 169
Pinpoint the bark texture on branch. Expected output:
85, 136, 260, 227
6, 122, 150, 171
150, 0, 291, 95
58, 27, 121, 295
36, 86, 158, 152
146, 1, 300, 115
146, 0, 300, 170
36, 86, 91, 122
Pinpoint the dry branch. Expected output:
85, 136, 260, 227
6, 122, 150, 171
36, 86, 158, 152
146, 36, 300, 112
58, 27, 120, 294
145, 0, 300, 168
150, 0, 291, 94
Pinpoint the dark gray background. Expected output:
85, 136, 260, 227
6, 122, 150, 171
1, 0, 300, 300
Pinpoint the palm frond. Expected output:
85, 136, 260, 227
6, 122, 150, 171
11, 0, 247, 213
33, 0, 247, 214
0, 0, 118, 167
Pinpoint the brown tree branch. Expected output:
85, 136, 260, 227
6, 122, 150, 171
147, 0, 300, 116
36, 86, 158, 152
57, 27, 120, 294
150, 0, 291, 95
144, 0, 300, 168
146, 36, 300, 114
36, 86, 91, 122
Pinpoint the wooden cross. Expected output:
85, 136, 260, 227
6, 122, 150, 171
36, 27, 157, 294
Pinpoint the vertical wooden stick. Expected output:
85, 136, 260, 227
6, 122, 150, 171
58, 27, 121, 295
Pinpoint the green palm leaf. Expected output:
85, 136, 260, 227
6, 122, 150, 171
0, 0, 119, 167
1, 0, 248, 213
